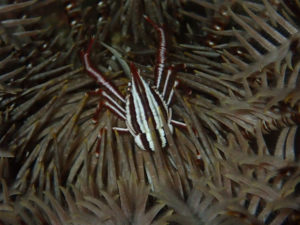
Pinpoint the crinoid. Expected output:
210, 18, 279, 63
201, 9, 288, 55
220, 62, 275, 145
0, 1, 299, 225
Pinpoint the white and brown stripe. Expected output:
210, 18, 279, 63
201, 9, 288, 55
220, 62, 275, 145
82, 16, 186, 152
125, 63, 172, 151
